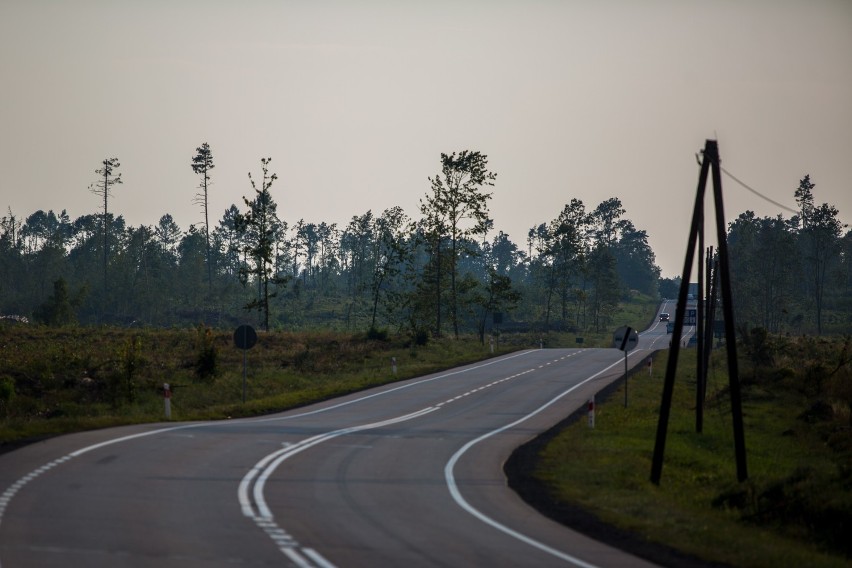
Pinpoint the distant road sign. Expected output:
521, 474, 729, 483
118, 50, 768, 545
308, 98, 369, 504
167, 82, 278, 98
234, 325, 258, 350
684, 309, 697, 325
613, 326, 639, 352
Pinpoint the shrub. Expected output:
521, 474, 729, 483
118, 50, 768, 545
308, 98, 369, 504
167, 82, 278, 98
0, 376, 15, 418
413, 329, 429, 346
367, 327, 389, 341
194, 325, 217, 382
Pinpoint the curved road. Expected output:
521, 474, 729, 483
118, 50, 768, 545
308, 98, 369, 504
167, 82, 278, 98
0, 303, 689, 567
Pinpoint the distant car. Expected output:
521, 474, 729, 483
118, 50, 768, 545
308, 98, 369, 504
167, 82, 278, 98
659, 313, 670, 322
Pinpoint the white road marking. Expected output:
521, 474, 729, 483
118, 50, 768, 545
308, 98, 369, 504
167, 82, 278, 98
238, 349, 608, 567
239, 407, 440, 566
0, 347, 647, 568
444, 355, 632, 568
0, 351, 538, 531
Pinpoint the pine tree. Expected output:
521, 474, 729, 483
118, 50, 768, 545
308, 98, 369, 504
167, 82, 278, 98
191, 143, 215, 291
89, 158, 122, 297
236, 158, 286, 331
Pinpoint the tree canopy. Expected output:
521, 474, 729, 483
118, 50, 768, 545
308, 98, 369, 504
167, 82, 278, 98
3, 150, 847, 339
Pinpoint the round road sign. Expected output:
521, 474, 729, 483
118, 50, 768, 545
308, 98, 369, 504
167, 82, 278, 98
613, 326, 639, 352
234, 324, 258, 350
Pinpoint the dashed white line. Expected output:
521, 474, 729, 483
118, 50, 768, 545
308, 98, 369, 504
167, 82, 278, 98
444, 355, 629, 568
0, 348, 604, 568
239, 350, 593, 566
239, 407, 440, 566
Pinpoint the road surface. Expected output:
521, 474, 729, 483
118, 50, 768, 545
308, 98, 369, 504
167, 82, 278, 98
0, 308, 688, 567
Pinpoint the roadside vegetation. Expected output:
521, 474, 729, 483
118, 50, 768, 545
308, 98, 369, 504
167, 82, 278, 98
3, 299, 850, 567
0, 309, 647, 450
523, 333, 852, 567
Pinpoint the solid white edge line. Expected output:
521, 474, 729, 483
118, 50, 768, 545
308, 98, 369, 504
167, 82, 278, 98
239, 432, 334, 518
247, 350, 537, 423
237, 406, 443, 566
68, 423, 201, 457
0, 351, 537, 568
3, 346, 642, 568
444, 354, 639, 568
282, 547, 313, 568
248, 407, 440, 520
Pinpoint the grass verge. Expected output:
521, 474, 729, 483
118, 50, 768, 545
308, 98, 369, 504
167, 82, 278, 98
511, 344, 851, 567
0, 323, 608, 448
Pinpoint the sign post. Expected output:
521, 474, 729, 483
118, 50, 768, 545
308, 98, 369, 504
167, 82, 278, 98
163, 383, 171, 420
613, 326, 639, 407
233, 325, 258, 403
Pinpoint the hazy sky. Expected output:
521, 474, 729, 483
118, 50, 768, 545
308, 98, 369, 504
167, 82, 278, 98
2, 0, 850, 278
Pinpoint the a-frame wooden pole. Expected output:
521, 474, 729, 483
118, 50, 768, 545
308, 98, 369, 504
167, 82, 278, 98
697, 248, 715, 433
651, 140, 748, 484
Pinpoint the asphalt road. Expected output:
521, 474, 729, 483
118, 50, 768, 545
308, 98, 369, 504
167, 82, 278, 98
0, 308, 687, 568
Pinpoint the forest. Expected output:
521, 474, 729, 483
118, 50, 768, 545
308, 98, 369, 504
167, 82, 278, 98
1, 146, 850, 339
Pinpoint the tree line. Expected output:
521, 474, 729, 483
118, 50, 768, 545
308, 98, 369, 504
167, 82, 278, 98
2, 145, 846, 338
721, 175, 851, 335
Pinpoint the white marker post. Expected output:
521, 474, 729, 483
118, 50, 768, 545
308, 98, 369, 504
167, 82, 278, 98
587, 397, 595, 428
648, 358, 653, 376
391, 357, 397, 375
489, 337, 494, 354
163, 383, 172, 420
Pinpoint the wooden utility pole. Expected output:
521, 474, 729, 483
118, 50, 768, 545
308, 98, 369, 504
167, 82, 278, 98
651, 140, 748, 485
697, 217, 705, 429
697, 249, 717, 433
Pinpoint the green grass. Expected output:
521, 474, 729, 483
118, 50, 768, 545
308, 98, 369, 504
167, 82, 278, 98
535, 345, 851, 567
0, 296, 660, 444
0, 323, 563, 446
2, 321, 650, 449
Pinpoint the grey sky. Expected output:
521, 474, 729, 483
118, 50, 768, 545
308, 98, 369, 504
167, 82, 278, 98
2, 0, 850, 278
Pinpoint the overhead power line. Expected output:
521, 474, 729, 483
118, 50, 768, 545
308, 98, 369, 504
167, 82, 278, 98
719, 166, 799, 215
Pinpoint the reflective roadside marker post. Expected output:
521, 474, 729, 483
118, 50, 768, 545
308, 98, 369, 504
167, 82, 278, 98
391, 357, 397, 375
648, 358, 653, 376
233, 325, 258, 403
163, 383, 171, 420
613, 326, 639, 408
588, 397, 595, 428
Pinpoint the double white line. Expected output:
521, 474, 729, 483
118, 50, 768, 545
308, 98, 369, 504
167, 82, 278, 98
238, 407, 439, 567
